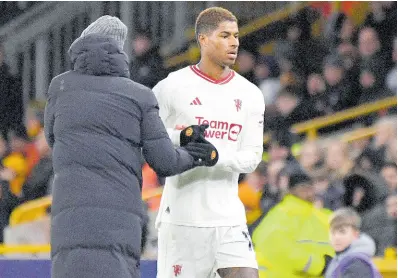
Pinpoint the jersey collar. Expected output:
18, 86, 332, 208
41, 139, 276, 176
190, 64, 235, 85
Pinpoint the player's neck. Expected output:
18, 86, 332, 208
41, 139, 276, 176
197, 58, 230, 81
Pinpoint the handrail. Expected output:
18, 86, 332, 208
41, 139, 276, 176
9, 186, 165, 227
291, 97, 397, 140
165, 2, 310, 69
9, 196, 52, 227
341, 127, 377, 143
0, 244, 50, 254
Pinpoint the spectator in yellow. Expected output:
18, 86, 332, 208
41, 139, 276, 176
1, 152, 27, 196
238, 161, 267, 224
252, 170, 334, 278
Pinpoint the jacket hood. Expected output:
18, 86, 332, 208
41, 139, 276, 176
343, 171, 389, 213
68, 34, 129, 78
347, 233, 376, 257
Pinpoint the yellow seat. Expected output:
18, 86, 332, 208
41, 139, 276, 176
9, 195, 52, 226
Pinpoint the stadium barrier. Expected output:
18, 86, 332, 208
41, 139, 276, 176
9, 196, 52, 227
291, 96, 397, 140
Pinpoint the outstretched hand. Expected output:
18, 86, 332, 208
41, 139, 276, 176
179, 124, 218, 166
180, 124, 209, 146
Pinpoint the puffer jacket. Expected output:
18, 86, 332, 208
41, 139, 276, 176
45, 34, 195, 261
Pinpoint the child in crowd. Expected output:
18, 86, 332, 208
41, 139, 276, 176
325, 207, 381, 278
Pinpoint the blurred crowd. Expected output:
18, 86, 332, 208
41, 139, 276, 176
0, 2, 38, 26
240, 117, 397, 257
0, 2, 395, 264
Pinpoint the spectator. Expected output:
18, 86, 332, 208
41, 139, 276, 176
249, 160, 286, 235
306, 73, 329, 116
26, 106, 44, 139
235, 49, 256, 84
343, 172, 389, 217
312, 169, 344, 211
355, 146, 385, 174
256, 56, 281, 106
369, 117, 397, 161
268, 131, 301, 170
299, 140, 323, 173
18, 130, 52, 203
358, 27, 391, 103
265, 87, 320, 132
130, 30, 166, 88
8, 130, 40, 178
0, 148, 28, 242
322, 54, 354, 112
362, 194, 397, 257
0, 42, 25, 142
334, 39, 364, 107
363, 1, 397, 56
0, 135, 6, 160
276, 10, 328, 78
325, 12, 357, 51
238, 161, 267, 225
325, 140, 354, 183
385, 137, 397, 163
386, 37, 397, 93
252, 170, 334, 278
325, 207, 380, 278
0, 145, 28, 197
380, 162, 397, 194
259, 160, 285, 215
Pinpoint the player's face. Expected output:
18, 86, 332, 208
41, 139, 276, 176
204, 20, 239, 67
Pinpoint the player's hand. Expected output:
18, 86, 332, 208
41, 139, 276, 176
183, 142, 218, 167
180, 124, 209, 146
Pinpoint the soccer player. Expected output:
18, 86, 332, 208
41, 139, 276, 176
153, 7, 265, 278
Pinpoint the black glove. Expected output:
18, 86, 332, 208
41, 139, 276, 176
180, 124, 209, 147
321, 254, 333, 275
183, 142, 219, 167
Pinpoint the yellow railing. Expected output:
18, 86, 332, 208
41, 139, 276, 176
1, 189, 165, 256
0, 244, 51, 254
9, 188, 165, 227
165, 2, 310, 69
291, 97, 397, 140
341, 126, 377, 143
9, 196, 52, 227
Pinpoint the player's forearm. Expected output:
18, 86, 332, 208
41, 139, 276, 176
216, 149, 262, 173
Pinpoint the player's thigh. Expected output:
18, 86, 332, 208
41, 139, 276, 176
157, 223, 215, 278
52, 247, 139, 278
217, 267, 259, 278
214, 225, 258, 277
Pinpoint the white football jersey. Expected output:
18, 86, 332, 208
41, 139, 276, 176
153, 65, 265, 227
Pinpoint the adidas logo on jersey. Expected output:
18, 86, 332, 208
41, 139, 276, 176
190, 97, 202, 105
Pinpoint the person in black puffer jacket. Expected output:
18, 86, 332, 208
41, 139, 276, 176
45, 15, 215, 278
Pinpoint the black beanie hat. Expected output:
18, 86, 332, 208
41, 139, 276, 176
288, 172, 312, 189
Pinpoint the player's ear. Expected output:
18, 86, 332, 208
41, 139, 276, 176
198, 33, 208, 47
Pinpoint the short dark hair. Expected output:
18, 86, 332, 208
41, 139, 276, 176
195, 7, 237, 42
